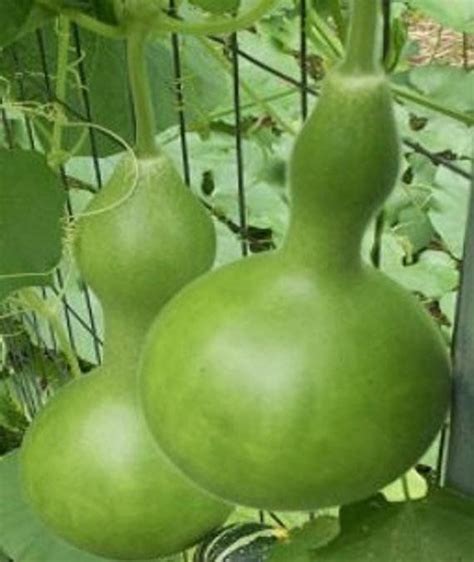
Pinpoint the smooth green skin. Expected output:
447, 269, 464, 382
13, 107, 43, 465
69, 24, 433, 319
20, 369, 231, 559
140, 71, 451, 511
20, 154, 232, 559
75, 153, 216, 320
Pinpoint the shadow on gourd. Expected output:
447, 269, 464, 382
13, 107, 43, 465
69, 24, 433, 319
19, 29, 232, 560
140, 0, 451, 512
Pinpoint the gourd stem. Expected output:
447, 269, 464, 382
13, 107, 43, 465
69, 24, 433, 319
127, 31, 159, 157
49, 15, 70, 170
155, 0, 278, 36
341, 0, 381, 73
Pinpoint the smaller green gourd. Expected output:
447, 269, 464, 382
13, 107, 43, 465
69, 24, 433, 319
20, 27, 231, 560
139, 0, 451, 512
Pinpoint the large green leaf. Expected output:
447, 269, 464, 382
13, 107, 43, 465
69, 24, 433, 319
381, 231, 459, 300
395, 206, 435, 256
0, 451, 177, 562
0, 149, 65, 302
409, 0, 474, 33
390, 249, 458, 299
311, 490, 474, 561
408, 66, 474, 115
429, 165, 471, 259
0, 0, 35, 47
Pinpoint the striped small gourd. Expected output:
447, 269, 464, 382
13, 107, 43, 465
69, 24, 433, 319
194, 522, 288, 562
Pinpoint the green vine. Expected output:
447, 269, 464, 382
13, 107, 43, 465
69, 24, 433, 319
127, 30, 159, 156
37, 0, 278, 39
156, 0, 278, 36
49, 15, 71, 169
340, 0, 381, 74
36, 0, 126, 39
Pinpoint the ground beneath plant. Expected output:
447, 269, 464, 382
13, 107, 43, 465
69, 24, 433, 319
408, 15, 473, 67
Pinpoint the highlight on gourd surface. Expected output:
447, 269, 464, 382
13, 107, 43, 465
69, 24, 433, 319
18, 21, 231, 561
139, 0, 451, 512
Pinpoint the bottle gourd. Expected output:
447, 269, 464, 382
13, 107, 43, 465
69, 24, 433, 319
140, 0, 451, 511
20, 25, 231, 559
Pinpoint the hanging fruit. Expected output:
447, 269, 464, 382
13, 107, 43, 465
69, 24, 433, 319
139, 0, 451, 512
20, 22, 232, 560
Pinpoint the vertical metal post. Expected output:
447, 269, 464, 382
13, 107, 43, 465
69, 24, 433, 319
446, 175, 474, 496
231, 32, 249, 257
169, 0, 192, 189
382, 0, 391, 62
300, 0, 308, 121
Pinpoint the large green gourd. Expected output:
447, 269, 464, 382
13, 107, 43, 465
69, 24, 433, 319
20, 28, 231, 559
140, 0, 451, 511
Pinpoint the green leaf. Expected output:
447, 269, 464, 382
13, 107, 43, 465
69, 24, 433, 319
382, 237, 459, 299
409, 0, 474, 33
408, 154, 437, 185
429, 166, 471, 259
395, 206, 435, 256
214, 221, 244, 267
165, 130, 289, 252
0, 451, 167, 562
439, 291, 458, 327
411, 117, 472, 159
408, 66, 474, 114
0, 0, 35, 48
268, 517, 340, 562
309, 489, 474, 561
401, 250, 458, 297
0, 149, 65, 302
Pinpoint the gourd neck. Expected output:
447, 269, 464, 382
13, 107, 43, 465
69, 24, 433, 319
283, 218, 364, 274
102, 307, 155, 376
340, 0, 382, 74
281, 0, 390, 274
127, 29, 160, 158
